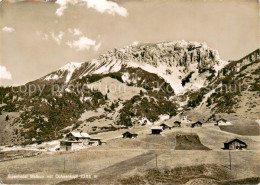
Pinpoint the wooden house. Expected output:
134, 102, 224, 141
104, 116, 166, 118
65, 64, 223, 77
224, 138, 247, 150
151, 126, 163, 134
181, 116, 191, 124
191, 121, 203, 128
160, 123, 172, 130
174, 121, 181, 127
215, 118, 227, 126
122, 131, 138, 138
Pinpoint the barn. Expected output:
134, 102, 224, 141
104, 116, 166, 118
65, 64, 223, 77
224, 138, 248, 150
191, 121, 203, 128
160, 123, 172, 130
174, 121, 181, 127
122, 131, 138, 138
151, 126, 163, 134
181, 116, 191, 124
215, 118, 227, 126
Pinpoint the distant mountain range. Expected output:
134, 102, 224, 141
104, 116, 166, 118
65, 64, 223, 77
0, 41, 259, 145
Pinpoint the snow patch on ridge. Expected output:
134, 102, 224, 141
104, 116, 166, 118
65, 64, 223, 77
45, 74, 59, 81
44, 62, 82, 83
60, 62, 82, 83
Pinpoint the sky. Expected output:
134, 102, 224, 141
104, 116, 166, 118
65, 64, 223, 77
0, 0, 259, 86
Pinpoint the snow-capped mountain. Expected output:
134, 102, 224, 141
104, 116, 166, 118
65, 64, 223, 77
40, 62, 82, 83
39, 40, 227, 94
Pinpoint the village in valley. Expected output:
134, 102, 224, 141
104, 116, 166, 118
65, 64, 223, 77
59, 115, 247, 152
1, 109, 259, 184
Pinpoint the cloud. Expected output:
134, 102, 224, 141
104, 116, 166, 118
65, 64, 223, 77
56, 5, 67, 17
68, 28, 82, 36
51, 31, 64, 45
36, 31, 49, 40
66, 36, 97, 51
94, 42, 102, 51
2, 26, 15, 33
0, 66, 12, 80
55, 0, 128, 17
36, 29, 101, 51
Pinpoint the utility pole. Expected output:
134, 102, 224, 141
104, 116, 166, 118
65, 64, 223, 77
229, 149, 232, 171
63, 157, 66, 173
156, 152, 158, 169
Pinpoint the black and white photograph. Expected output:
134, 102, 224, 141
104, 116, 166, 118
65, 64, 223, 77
0, 0, 259, 184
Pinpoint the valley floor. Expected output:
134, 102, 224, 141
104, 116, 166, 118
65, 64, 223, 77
0, 125, 260, 184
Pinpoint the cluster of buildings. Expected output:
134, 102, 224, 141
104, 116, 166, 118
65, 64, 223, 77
121, 115, 248, 150
121, 116, 226, 136
59, 116, 247, 151
60, 132, 105, 151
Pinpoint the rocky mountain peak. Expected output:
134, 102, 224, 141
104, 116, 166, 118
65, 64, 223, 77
40, 41, 227, 94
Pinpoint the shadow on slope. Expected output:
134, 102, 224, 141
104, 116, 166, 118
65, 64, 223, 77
175, 133, 210, 150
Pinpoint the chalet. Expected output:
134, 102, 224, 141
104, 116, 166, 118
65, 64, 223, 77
66, 132, 91, 141
215, 118, 227, 126
191, 121, 203, 128
224, 138, 247, 150
60, 140, 83, 151
160, 123, 172, 130
174, 121, 181, 127
181, 116, 191, 124
122, 131, 138, 138
151, 126, 163, 134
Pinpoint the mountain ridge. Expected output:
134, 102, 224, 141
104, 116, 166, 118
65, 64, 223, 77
37, 40, 227, 94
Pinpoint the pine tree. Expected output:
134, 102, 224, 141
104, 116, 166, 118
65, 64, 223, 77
5, 115, 9, 121
207, 98, 212, 107
110, 103, 115, 110
105, 94, 108, 100
140, 90, 143, 96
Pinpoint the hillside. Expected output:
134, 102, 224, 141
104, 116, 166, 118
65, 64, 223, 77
0, 42, 259, 145
182, 48, 260, 134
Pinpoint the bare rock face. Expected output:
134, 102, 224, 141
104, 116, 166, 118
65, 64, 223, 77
41, 40, 227, 94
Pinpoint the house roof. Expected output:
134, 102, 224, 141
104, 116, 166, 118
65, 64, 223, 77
80, 132, 91, 138
160, 123, 171, 127
70, 132, 82, 137
69, 132, 91, 138
193, 121, 203, 125
151, 126, 163, 130
60, 140, 82, 143
122, 131, 137, 135
224, 138, 247, 145
217, 118, 227, 122
90, 138, 102, 141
